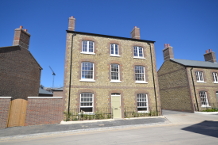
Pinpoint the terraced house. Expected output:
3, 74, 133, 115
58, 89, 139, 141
63, 16, 161, 119
158, 44, 218, 112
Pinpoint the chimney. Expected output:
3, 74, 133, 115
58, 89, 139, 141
13, 26, 31, 50
204, 49, 216, 62
131, 26, 140, 39
163, 44, 174, 61
68, 16, 76, 31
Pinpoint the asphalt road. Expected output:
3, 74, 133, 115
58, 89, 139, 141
0, 122, 218, 145
0, 110, 218, 144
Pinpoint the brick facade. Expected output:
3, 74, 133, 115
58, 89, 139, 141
25, 97, 63, 126
0, 97, 11, 129
158, 61, 193, 112
158, 46, 218, 112
0, 46, 41, 100
64, 17, 161, 117
0, 26, 41, 100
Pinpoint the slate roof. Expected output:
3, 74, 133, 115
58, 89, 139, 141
171, 58, 218, 69
39, 88, 53, 95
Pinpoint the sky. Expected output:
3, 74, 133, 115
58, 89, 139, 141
1, 0, 218, 88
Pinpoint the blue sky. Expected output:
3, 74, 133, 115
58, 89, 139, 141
1, 0, 218, 88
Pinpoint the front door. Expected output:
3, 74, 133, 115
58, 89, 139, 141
111, 94, 122, 119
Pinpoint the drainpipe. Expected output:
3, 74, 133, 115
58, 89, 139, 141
190, 67, 199, 111
68, 33, 76, 114
148, 43, 158, 115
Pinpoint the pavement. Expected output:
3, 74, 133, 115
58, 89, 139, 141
0, 110, 218, 140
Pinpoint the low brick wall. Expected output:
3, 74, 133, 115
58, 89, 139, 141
0, 97, 11, 129
25, 97, 63, 126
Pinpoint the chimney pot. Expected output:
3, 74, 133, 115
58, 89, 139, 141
13, 26, 31, 49
163, 44, 174, 61
204, 50, 216, 62
131, 26, 140, 39
68, 16, 76, 31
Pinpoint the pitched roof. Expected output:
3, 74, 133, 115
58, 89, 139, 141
0, 45, 42, 69
67, 30, 155, 43
39, 87, 53, 95
171, 58, 218, 69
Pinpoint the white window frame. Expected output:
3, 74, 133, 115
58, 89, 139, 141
133, 46, 144, 58
199, 91, 210, 107
195, 71, 204, 82
81, 40, 95, 55
110, 44, 120, 56
212, 72, 218, 83
110, 64, 121, 82
80, 93, 94, 114
137, 93, 149, 113
135, 66, 147, 83
80, 62, 95, 82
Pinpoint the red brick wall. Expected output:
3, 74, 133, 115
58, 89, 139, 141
25, 97, 63, 126
0, 97, 11, 129
0, 46, 41, 100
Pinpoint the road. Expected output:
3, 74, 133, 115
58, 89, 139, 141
0, 110, 217, 145
1, 122, 218, 145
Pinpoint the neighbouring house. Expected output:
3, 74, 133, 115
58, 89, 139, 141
63, 16, 161, 119
0, 26, 42, 100
158, 44, 218, 112
39, 86, 53, 96
52, 87, 64, 97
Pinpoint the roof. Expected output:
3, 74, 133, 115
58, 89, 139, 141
0, 45, 42, 69
39, 88, 53, 95
52, 87, 63, 91
67, 30, 155, 43
171, 58, 218, 69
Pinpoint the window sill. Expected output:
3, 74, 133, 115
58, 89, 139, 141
133, 57, 145, 59
196, 81, 205, 83
135, 81, 148, 84
110, 55, 120, 57
80, 79, 95, 82
201, 105, 211, 108
80, 52, 95, 55
138, 111, 149, 113
110, 80, 121, 83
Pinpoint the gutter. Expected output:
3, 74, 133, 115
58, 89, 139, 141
148, 43, 158, 115
68, 33, 76, 114
190, 67, 199, 111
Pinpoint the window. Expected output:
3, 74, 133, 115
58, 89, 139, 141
135, 66, 146, 82
137, 93, 148, 112
82, 41, 94, 53
212, 72, 218, 83
110, 44, 119, 56
134, 46, 144, 58
111, 64, 120, 82
81, 62, 94, 81
195, 71, 204, 82
80, 93, 93, 113
199, 91, 210, 107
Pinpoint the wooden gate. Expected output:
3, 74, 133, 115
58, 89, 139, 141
7, 99, 27, 127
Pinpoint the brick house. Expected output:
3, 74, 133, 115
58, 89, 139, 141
0, 26, 42, 100
63, 16, 161, 118
158, 44, 218, 112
